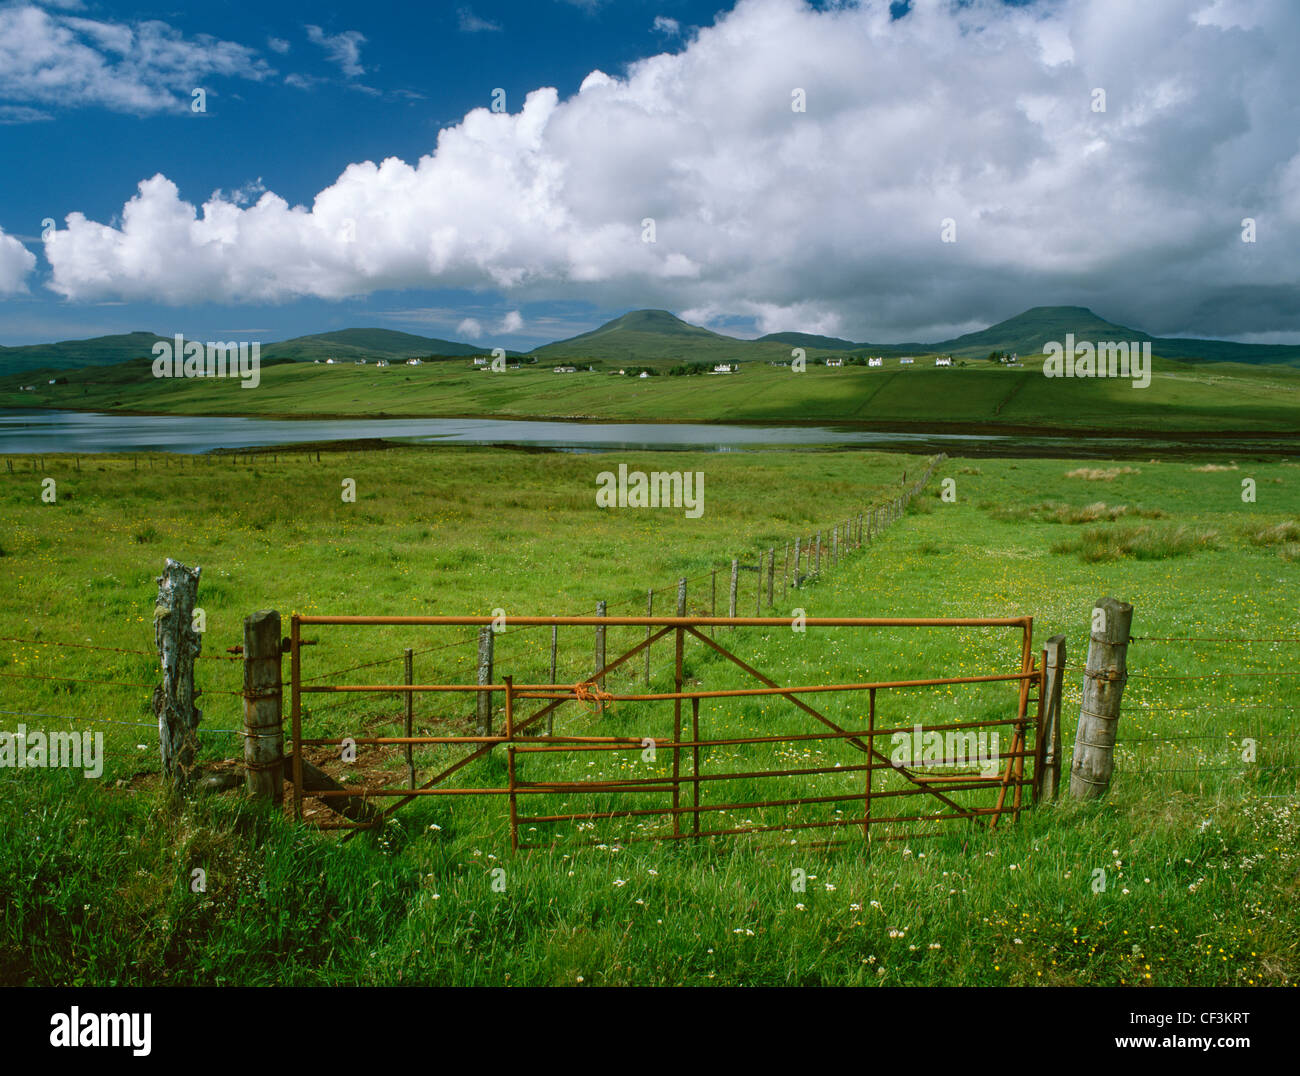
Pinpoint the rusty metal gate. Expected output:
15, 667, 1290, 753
289, 615, 1047, 847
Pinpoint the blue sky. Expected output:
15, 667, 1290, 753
1, 0, 1298, 351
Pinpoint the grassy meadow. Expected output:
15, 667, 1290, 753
0, 445, 1297, 986
4, 350, 1300, 434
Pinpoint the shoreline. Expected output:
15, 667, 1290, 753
2, 401, 1299, 445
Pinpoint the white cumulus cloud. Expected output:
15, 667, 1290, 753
0, 229, 37, 294
35, 0, 1300, 340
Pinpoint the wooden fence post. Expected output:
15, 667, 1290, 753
729, 559, 739, 623
832, 525, 839, 567
1070, 598, 1133, 800
476, 626, 494, 737
242, 609, 283, 802
766, 548, 775, 608
815, 532, 822, 575
793, 537, 801, 588
677, 577, 687, 617
1038, 635, 1066, 802
154, 558, 203, 794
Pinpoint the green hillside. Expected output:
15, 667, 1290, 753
5, 305, 1300, 380
927, 306, 1146, 358
6, 346, 1299, 437
531, 309, 791, 365
0, 331, 169, 376
260, 327, 485, 362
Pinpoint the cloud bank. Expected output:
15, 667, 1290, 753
36, 0, 1300, 340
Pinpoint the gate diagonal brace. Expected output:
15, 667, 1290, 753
342, 626, 676, 839
685, 627, 982, 824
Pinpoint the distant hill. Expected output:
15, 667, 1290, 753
260, 328, 486, 362
531, 309, 789, 364
0, 331, 169, 376
757, 331, 866, 351
4, 305, 1299, 378
0, 327, 493, 377
924, 306, 1300, 366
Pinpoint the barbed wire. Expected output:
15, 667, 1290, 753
0, 706, 239, 734
1129, 636, 1300, 644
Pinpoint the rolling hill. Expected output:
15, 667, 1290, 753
4, 305, 1300, 379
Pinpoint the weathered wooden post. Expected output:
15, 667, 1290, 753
783, 542, 790, 598
1038, 635, 1066, 801
595, 600, 607, 712
1070, 598, 1132, 800
832, 525, 839, 567
154, 558, 203, 794
815, 532, 822, 575
793, 537, 802, 588
476, 626, 494, 737
728, 559, 739, 623
766, 548, 775, 608
242, 609, 284, 802
677, 577, 687, 617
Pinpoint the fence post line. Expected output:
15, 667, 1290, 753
154, 558, 203, 795
476, 626, 494, 737
793, 537, 801, 588
783, 542, 790, 598
832, 524, 839, 568
1038, 635, 1067, 801
404, 647, 415, 789
815, 531, 822, 576
728, 560, 739, 624
595, 600, 607, 712
242, 609, 283, 803
1070, 598, 1133, 800
766, 547, 775, 608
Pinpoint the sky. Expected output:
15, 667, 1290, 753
0, 0, 1298, 351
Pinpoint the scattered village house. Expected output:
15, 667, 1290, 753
711, 363, 736, 374
935, 355, 953, 367
553, 365, 577, 373
825, 357, 844, 367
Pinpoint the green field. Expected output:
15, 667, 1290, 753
5, 350, 1300, 436
1, 445, 1297, 985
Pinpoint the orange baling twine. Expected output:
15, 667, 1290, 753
571, 681, 615, 712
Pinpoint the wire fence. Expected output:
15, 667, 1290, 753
0, 456, 948, 748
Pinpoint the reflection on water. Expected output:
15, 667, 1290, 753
0, 409, 1292, 459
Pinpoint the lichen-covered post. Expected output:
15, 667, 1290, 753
242, 609, 284, 802
1070, 598, 1133, 800
154, 558, 203, 794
